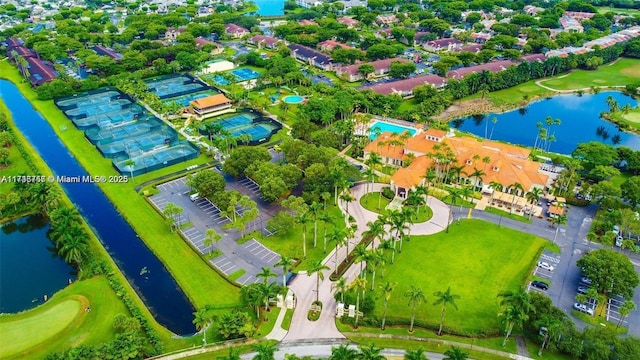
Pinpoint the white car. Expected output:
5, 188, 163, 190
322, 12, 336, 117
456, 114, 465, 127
573, 302, 594, 316
537, 261, 555, 272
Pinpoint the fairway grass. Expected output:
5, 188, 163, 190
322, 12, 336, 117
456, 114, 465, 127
369, 219, 546, 334
0, 276, 129, 359
0, 299, 82, 357
539, 58, 640, 91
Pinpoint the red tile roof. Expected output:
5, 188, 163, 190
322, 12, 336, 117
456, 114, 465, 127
360, 74, 446, 95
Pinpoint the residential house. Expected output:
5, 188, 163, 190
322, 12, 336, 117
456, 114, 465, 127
337, 17, 359, 29
559, 16, 584, 33
195, 37, 224, 55
247, 35, 282, 49
413, 32, 432, 46
470, 32, 492, 44
190, 94, 233, 116
375, 28, 393, 39
364, 129, 550, 199
5, 37, 57, 86
423, 38, 462, 52
523, 5, 545, 15
454, 44, 483, 53
520, 53, 546, 63
359, 73, 446, 96
298, 19, 318, 26
91, 45, 123, 61
376, 14, 397, 26
225, 23, 249, 38
164, 27, 185, 40
288, 43, 333, 70
447, 60, 515, 79
318, 39, 352, 52
336, 57, 408, 82
564, 11, 595, 21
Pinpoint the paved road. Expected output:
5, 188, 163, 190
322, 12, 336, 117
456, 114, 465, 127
284, 183, 451, 341
452, 202, 640, 335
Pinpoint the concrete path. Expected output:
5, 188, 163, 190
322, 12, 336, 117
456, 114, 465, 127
283, 183, 451, 341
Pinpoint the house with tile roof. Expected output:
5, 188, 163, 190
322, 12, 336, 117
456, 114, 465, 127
194, 37, 224, 55
423, 38, 462, 52
359, 74, 446, 96
225, 23, 249, 38
318, 39, 352, 52
190, 94, 232, 117
5, 37, 57, 87
91, 45, 123, 61
447, 60, 516, 79
338, 16, 359, 29
363, 129, 550, 200
247, 35, 282, 49
336, 57, 408, 82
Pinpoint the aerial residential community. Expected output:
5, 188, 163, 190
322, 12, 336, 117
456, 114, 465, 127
2, 0, 640, 359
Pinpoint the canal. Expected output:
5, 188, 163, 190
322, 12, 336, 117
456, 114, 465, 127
0, 80, 195, 334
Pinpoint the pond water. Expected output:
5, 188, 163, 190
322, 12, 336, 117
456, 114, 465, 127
0, 214, 75, 313
0, 80, 195, 334
450, 92, 640, 154
253, 0, 284, 16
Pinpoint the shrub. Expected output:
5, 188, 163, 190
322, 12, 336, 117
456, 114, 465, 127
566, 196, 590, 207
381, 186, 395, 199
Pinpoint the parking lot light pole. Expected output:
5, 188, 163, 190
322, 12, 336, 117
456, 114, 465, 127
498, 214, 503, 228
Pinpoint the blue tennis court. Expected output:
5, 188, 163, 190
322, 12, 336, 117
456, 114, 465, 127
231, 68, 260, 81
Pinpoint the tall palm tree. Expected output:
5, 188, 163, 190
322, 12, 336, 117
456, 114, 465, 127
192, 307, 212, 346
275, 256, 294, 287
329, 344, 358, 360
358, 343, 385, 360
433, 287, 460, 336
297, 212, 311, 259
405, 285, 426, 332
368, 249, 384, 290
508, 182, 523, 214
617, 300, 637, 329
551, 214, 568, 244
257, 282, 281, 320
443, 346, 469, 360
379, 281, 397, 330
349, 277, 367, 328
469, 167, 486, 192
460, 186, 474, 208
59, 234, 89, 269
252, 342, 278, 360
364, 219, 386, 248
310, 201, 322, 248
256, 267, 277, 286
204, 228, 222, 256
353, 244, 369, 278
320, 212, 334, 253
241, 284, 262, 318
488, 181, 502, 204
389, 209, 408, 253
331, 276, 348, 303
404, 348, 428, 360
525, 188, 543, 220
339, 191, 355, 223
329, 228, 347, 273
499, 305, 526, 347
534, 314, 562, 356
308, 260, 330, 303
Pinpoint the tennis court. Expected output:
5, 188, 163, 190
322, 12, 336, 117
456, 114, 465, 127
113, 142, 199, 176
197, 111, 282, 144
145, 75, 209, 99
86, 117, 163, 144
231, 122, 279, 141
97, 128, 176, 158
232, 68, 260, 81
164, 89, 219, 107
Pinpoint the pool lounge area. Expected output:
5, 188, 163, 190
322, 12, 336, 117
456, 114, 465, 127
55, 88, 199, 176
198, 109, 282, 145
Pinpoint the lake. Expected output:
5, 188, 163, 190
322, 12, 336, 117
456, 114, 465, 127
0, 215, 75, 313
450, 92, 640, 154
0, 80, 195, 334
253, 0, 284, 16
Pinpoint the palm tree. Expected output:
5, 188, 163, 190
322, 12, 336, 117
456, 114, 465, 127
498, 288, 533, 347
123, 158, 136, 180
358, 343, 385, 360
443, 346, 469, 360
468, 168, 486, 192
339, 191, 355, 222
329, 228, 347, 272
252, 342, 278, 360
551, 214, 568, 243
257, 282, 280, 320
310, 201, 322, 248
319, 213, 334, 254
379, 281, 397, 330
404, 348, 428, 360
203, 228, 222, 256
308, 260, 330, 303
525, 188, 543, 219
353, 244, 369, 278
617, 300, 637, 329
297, 212, 311, 259
349, 277, 367, 328
488, 181, 502, 204
508, 182, 523, 214
241, 284, 263, 318
389, 209, 408, 253
192, 307, 212, 346
534, 314, 562, 356
256, 267, 277, 286
332, 276, 348, 303
275, 256, 294, 287
405, 285, 426, 332
59, 234, 89, 269
368, 249, 384, 290
329, 344, 358, 360
433, 287, 460, 336
448, 187, 463, 209
364, 219, 386, 248
460, 186, 474, 208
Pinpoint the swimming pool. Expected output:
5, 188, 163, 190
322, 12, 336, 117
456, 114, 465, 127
283, 95, 304, 104
369, 121, 417, 140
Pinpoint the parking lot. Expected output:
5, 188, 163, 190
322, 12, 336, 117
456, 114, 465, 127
528, 250, 561, 293
148, 167, 284, 285
606, 295, 628, 326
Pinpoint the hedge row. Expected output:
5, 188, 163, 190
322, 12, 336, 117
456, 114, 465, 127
329, 234, 374, 281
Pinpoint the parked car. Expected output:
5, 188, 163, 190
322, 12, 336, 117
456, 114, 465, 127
573, 302, 594, 316
531, 280, 549, 291
577, 286, 589, 294
580, 276, 592, 286
537, 261, 555, 272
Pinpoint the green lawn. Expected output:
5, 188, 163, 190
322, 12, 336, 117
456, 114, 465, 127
484, 206, 532, 224
597, 6, 640, 16
348, 337, 509, 360
368, 219, 546, 334
0, 63, 241, 335
359, 192, 433, 223
0, 276, 129, 359
0, 101, 35, 194
539, 58, 640, 91
610, 108, 640, 131
258, 204, 346, 270
524, 337, 572, 360
481, 80, 552, 107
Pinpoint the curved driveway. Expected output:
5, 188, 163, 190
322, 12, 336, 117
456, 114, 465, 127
284, 183, 451, 341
